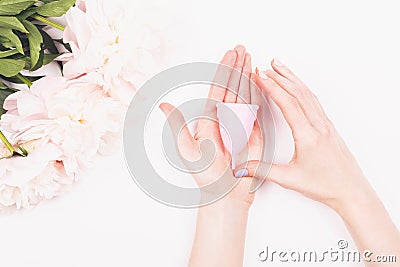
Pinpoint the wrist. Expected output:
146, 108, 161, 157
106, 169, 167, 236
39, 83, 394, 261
329, 179, 379, 217
200, 194, 252, 212
195, 196, 250, 238
190, 190, 251, 267
199, 177, 255, 209
199, 189, 253, 212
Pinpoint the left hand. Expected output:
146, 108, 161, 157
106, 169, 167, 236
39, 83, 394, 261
160, 45, 262, 206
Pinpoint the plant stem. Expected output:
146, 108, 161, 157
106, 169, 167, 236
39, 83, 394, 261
18, 145, 28, 157
0, 130, 15, 154
15, 73, 33, 88
30, 14, 66, 31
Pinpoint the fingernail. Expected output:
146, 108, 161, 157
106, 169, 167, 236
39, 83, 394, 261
256, 69, 268, 80
273, 58, 284, 67
235, 169, 249, 178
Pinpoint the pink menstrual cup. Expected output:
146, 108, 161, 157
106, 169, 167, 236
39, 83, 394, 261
216, 103, 259, 168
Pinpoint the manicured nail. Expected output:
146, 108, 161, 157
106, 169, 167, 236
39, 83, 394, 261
235, 169, 249, 178
257, 69, 268, 80
273, 58, 284, 66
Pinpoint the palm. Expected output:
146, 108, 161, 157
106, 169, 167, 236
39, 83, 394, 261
160, 46, 263, 205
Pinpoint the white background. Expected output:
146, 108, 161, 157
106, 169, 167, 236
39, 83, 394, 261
1, 0, 400, 266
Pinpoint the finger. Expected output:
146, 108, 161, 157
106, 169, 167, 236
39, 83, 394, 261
236, 53, 252, 104
265, 69, 326, 128
248, 120, 263, 158
224, 45, 246, 102
237, 120, 263, 160
254, 69, 313, 137
311, 93, 330, 121
207, 50, 238, 103
271, 58, 304, 85
198, 50, 237, 134
250, 73, 262, 106
249, 74, 263, 151
197, 50, 237, 135
234, 160, 299, 190
159, 103, 194, 149
269, 60, 328, 128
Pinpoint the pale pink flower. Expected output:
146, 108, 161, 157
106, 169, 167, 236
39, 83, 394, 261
0, 143, 11, 159
61, 0, 167, 105
1, 76, 123, 174
0, 141, 73, 209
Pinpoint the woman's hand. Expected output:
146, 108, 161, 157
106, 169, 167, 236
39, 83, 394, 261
235, 59, 400, 266
160, 45, 261, 206
235, 59, 370, 210
160, 45, 262, 267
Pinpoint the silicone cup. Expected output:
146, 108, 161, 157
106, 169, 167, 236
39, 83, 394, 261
216, 103, 259, 169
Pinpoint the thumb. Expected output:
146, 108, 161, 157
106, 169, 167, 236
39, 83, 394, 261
159, 103, 194, 148
234, 160, 297, 190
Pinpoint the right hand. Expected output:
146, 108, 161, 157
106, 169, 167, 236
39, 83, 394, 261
235, 58, 373, 210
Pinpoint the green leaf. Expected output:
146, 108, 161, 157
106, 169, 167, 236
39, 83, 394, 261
36, 0, 75, 17
22, 56, 31, 69
0, 0, 36, 16
43, 53, 59, 65
54, 38, 71, 52
0, 74, 43, 84
0, 28, 24, 54
39, 27, 58, 54
0, 36, 8, 43
0, 49, 19, 58
0, 86, 18, 115
0, 40, 12, 48
30, 48, 43, 71
5, 49, 25, 58
0, 16, 28, 33
0, 79, 7, 89
16, 6, 38, 21
21, 20, 43, 69
12, 54, 32, 69
0, 58, 25, 77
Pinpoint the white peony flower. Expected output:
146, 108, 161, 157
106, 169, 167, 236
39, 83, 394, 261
0, 141, 73, 209
1, 76, 124, 174
61, 0, 167, 105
